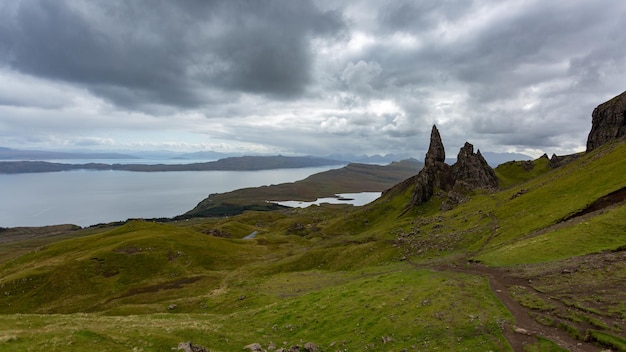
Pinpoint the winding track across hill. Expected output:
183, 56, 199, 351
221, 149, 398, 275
412, 260, 602, 352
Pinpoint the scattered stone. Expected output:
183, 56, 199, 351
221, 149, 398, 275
243, 343, 264, 351
513, 326, 532, 336
303, 342, 318, 351
509, 188, 528, 200
381, 336, 393, 344
168, 304, 178, 310
177, 341, 209, 352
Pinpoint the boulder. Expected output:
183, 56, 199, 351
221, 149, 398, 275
243, 343, 264, 352
586, 90, 626, 152
177, 341, 209, 352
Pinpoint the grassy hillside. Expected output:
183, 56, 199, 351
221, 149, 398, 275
0, 142, 624, 351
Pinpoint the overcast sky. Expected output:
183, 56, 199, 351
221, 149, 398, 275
1, 0, 625, 159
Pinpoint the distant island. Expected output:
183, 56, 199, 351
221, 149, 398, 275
0, 155, 344, 174
0, 147, 139, 161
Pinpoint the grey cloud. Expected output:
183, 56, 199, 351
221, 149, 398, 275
340, 60, 382, 95
0, 0, 344, 109
378, 0, 476, 33
1, 0, 626, 158
349, 0, 626, 153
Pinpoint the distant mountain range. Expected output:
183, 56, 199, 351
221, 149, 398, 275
0, 155, 344, 174
0, 146, 531, 170
0, 147, 139, 160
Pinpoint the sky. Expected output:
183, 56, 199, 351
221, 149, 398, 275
1, 0, 625, 159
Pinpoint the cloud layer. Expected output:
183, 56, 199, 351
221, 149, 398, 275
1, 0, 625, 158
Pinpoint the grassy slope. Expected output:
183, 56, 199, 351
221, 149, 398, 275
0, 142, 624, 350
476, 140, 626, 264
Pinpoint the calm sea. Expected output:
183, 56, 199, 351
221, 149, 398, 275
0, 166, 342, 227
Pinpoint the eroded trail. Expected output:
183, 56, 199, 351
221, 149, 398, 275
415, 261, 602, 352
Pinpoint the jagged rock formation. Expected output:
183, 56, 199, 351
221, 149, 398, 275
586, 90, 626, 152
549, 153, 581, 168
452, 142, 498, 189
410, 125, 498, 209
410, 126, 453, 206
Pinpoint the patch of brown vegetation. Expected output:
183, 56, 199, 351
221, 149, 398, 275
0, 224, 80, 244
106, 276, 203, 303
563, 186, 626, 221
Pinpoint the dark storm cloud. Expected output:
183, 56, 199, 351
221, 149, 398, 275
0, 0, 344, 109
1, 0, 626, 157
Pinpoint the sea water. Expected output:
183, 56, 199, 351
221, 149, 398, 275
0, 166, 344, 227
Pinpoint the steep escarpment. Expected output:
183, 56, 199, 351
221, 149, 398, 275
586, 90, 626, 152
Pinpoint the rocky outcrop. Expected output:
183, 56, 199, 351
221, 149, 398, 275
409, 126, 453, 206
549, 153, 581, 168
410, 125, 498, 209
452, 142, 498, 189
586, 90, 626, 152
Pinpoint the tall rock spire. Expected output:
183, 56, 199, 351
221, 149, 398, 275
425, 125, 446, 165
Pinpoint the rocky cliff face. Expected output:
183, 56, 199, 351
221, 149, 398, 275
410, 126, 498, 209
586, 90, 626, 152
452, 142, 499, 189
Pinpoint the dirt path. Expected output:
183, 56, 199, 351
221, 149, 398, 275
418, 261, 602, 352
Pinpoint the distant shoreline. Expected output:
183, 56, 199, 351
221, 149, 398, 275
0, 155, 344, 174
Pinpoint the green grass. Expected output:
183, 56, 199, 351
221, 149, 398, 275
495, 155, 552, 188
522, 336, 569, 352
0, 221, 267, 313
476, 204, 626, 265
472, 141, 626, 264
0, 264, 513, 351
588, 330, 626, 351
508, 286, 556, 311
